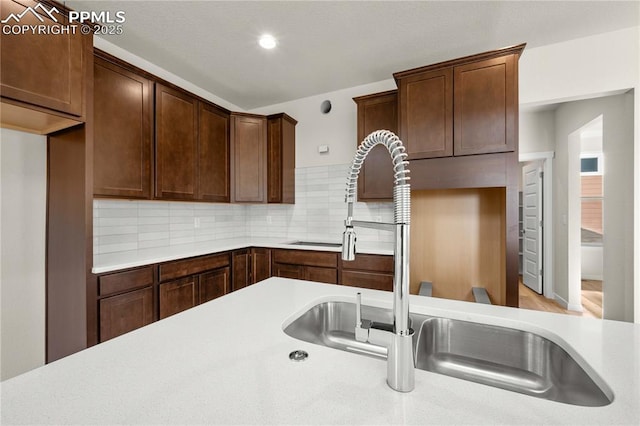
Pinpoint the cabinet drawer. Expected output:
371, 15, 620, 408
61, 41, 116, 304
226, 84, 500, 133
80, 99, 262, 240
341, 254, 393, 273
272, 249, 337, 268
159, 253, 230, 282
305, 266, 337, 284
341, 270, 393, 292
99, 266, 154, 296
272, 262, 304, 280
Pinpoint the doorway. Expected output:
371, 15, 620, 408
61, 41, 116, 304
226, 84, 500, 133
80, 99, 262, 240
519, 91, 633, 321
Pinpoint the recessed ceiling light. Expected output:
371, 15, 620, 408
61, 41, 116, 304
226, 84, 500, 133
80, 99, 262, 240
259, 34, 277, 49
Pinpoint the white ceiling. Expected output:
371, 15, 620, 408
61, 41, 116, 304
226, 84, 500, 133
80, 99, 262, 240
65, 1, 639, 110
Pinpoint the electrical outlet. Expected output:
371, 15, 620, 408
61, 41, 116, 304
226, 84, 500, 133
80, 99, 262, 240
194, 217, 201, 228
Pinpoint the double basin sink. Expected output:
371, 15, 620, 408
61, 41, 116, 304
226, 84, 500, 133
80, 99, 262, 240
284, 301, 613, 406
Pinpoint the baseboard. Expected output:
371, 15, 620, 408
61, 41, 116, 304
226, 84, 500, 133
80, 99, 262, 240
554, 293, 584, 312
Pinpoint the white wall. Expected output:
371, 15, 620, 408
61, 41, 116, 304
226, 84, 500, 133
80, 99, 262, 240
519, 27, 639, 322
250, 79, 397, 167
554, 93, 634, 322
520, 27, 639, 106
94, 37, 244, 112
0, 129, 47, 380
582, 246, 603, 281
520, 109, 556, 154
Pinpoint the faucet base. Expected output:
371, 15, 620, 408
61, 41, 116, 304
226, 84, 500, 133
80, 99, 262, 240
387, 330, 415, 392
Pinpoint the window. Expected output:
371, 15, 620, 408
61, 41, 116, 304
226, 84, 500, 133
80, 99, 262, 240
580, 152, 603, 176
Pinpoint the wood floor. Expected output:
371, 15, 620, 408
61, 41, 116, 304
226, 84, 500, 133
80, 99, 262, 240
518, 277, 602, 319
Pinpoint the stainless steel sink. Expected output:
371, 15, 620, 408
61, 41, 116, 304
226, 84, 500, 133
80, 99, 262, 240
284, 301, 613, 406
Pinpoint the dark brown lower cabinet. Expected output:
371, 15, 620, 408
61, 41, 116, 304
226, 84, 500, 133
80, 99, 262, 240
159, 276, 199, 319
200, 267, 230, 303
159, 266, 231, 319
232, 249, 250, 291
271, 249, 338, 284
306, 266, 338, 284
251, 248, 272, 283
272, 262, 304, 280
99, 287, 154, 342
93, 248, 391, 347
340, 253, 394, 292
340, 270, 393, 292
232, 248, 272, 291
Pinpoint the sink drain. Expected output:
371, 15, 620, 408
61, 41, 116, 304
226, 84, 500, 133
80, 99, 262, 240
289, 350, 308, 362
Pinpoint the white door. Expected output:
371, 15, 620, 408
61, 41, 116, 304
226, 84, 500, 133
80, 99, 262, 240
522, 162, 543, 294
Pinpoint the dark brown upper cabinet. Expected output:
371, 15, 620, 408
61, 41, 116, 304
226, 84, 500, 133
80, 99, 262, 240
230, 113, 267, 203
155, 83, 199, 200
0, 0, 91, 134
267, 113, 297, 204
198, 102, 230, 202
453, 55, 517, 156
397, 68, 453, 159
93, 55, 153, 199
394, 44, 524, 159
353, 90, 398, 201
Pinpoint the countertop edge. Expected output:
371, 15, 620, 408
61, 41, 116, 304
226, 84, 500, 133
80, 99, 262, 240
92, 239, 394, 274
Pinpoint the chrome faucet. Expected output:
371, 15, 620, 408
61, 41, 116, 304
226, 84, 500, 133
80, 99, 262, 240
342, 129, 414, 392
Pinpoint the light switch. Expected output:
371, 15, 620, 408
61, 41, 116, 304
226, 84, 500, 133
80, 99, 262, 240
318, 145, 329, 154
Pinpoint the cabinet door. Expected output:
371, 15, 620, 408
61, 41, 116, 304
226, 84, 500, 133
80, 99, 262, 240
99, 287, 153, 342
272, 263, 304, 280
305, 266, 338, 284
94, 57, 153, 198
159, 276, 199, 319
199, 102, 230, 202
155, 84, 198, 200
398, 68, 453, 159
267, 114, 296, 204
232, 249, 250, 291
230, 114, 267, 202
0, 0, 84, 117
453, 55, 516, 155
200, 267, 230, 303
354, 91, 397, 201
251, 248, 271, 284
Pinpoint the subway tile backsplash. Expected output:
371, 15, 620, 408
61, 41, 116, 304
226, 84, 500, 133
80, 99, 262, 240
93, 164, 394, 255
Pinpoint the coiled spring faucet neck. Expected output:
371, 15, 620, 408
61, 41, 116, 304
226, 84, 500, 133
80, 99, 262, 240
342, 130, 411, 261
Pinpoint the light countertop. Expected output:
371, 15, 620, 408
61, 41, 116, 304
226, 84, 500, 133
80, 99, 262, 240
93, 238, 394, 274
2, 278, 639, 424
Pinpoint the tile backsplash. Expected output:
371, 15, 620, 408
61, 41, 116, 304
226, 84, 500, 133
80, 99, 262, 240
93, 164, 393, 255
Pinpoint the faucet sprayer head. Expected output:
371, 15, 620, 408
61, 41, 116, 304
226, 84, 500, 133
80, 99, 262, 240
342, 226, 356, 261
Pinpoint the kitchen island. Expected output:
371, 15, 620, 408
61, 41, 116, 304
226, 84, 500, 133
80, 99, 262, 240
2, 278, 639, 424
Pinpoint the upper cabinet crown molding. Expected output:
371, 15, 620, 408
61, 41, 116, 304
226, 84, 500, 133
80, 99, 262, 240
392, 43, 526, 81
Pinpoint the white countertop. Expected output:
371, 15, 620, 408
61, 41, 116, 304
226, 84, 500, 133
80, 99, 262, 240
93, 238, 394, 274
2, 278, 639, 425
